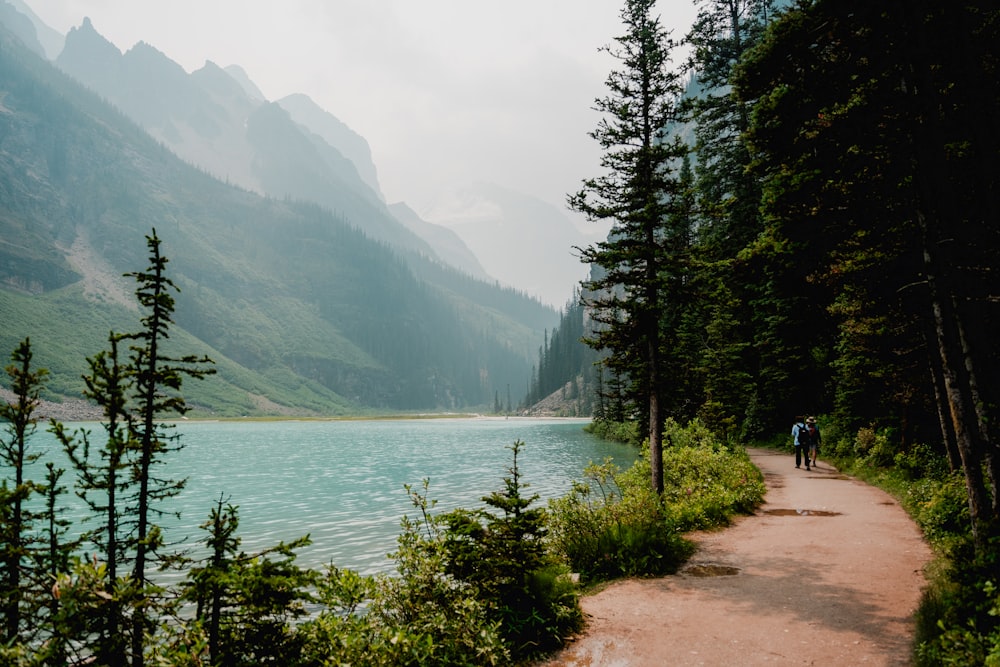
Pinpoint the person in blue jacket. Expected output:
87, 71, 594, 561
792, 416, 811, 470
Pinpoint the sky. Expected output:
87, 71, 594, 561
22, 1, 698, 230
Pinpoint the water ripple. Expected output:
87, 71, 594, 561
11, 418, 636, 576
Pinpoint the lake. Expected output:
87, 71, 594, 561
11, 418, 638, 576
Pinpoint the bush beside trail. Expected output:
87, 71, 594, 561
547, 418, 766, 583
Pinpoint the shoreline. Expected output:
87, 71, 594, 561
0, 390, 594, 425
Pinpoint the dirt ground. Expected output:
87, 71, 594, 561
541, 448, 933, 667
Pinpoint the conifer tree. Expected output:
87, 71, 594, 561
123, 228, 215, 666
57, 332, 135, 665
32, 461, 78, 666
181, 498, 313, 665
570, 0, 690, 493
56, 229, 216, 666
0, 338, 46, 644
685, 0, 782, 434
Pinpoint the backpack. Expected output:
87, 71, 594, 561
797, 423, 811, 446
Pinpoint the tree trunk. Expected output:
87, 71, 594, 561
648, 332, 664, 495
953, 298, 1000, 520
923, 227, 993, 549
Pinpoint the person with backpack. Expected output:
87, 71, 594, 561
806, 416, 822, 467
792, 416, 811, 470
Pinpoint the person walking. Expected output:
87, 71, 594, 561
807, 416, 822, 467
792, 416, 811, 470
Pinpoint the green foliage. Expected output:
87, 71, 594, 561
182, 498, 316, 666
0, 338, 50, 646
437, 441, 583, 661
916, 539, 1000, 666
584, 419, 641, 445
546, 455, 689, 581
854, 426, 895, 468
547, 420, 764, 582
299, 445, 587, 665
299, 479, 511, 666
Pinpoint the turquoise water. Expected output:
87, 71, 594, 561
10, 418, 637, 576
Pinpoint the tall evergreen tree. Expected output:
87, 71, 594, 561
570, 0, 690, 493
32, 461, 78, 667
684, 0, 784, 435
687, 0, 775, 256
123, 229, 215, 666
0, 338, 45, 644
57, 332, 135, 665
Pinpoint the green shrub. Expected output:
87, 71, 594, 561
298, 483, 510, 666
546, 456, 687, 581
905, 474, 970, 556
299, 442, 583, 666
917, 537, 1000, 667
584, 419, 641, 445
547, 420, 765, 583
437, 441, 583, 662
894, 443, 951, 481
855, 426, 895, 466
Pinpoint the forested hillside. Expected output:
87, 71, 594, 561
0, 23, 557, 414
525, 4, 999, 659
530, 0, 999, 535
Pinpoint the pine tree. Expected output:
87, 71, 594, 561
0, 338, 46, 644
685, 0, 781, 435
180, 495, 311, 665
32, 461, 78, 666
57, 332, 135, 665
570, 0, 689, 493
123, 229, 215, 666
54, 229, 216, 666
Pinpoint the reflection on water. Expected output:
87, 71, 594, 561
9, 418, 637, 576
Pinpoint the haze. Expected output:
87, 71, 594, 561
22, 0, 697, 231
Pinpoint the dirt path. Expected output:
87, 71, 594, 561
542, 448, 932, 666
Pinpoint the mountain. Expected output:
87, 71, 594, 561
223, 63, 266, 101
388, 202, 491, 282
0, 0, 47, 56
276, 92, 383, 201
420, 183, 591, 308
0, 18, 557, 415
53, 18, 465, 269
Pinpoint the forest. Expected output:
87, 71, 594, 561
530, 0, 998, 546
524, 0, 999, 660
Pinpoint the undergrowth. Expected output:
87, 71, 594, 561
547, 418, 766, 583
809, 422, 999, 667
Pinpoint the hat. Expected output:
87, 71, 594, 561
806, 416, 816, 424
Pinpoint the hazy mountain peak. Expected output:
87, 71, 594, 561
0, 0, 46, 58
124, 40, 189, 80
61, 15, 121, 60
193, 60, 252, 100
420, 183, 589, 307
7, 0, 63, 59
276, 93, 382, 199
224, 63, 267, 101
